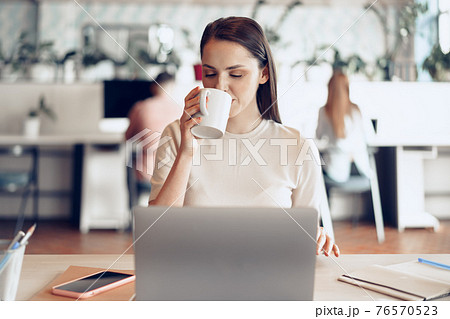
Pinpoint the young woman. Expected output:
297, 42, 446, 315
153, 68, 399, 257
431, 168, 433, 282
149, 17, 339, 257
316, 71, 375, 183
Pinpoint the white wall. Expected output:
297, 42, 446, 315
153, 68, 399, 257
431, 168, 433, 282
0, 83, 102, 135
278, 81, 450, 139
2, 81, 448, 138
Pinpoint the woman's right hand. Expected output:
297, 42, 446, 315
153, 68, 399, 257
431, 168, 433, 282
179, 86, 203, 157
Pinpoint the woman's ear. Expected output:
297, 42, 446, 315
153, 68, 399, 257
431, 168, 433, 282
259, 65, 269, 84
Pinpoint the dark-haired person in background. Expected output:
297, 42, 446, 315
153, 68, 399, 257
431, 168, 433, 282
125, 72, 182, 202
148, 17, 339, 257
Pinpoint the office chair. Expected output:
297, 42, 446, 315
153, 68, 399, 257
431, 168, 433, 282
126, 152, 139, 210
126, 150, 151, 207
324, 152, 385, 243
0, 145, 39, 235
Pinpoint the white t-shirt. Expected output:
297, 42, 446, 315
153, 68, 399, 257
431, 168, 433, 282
149, 119, 330, 218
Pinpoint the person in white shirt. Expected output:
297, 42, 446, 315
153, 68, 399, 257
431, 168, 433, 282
149, 17, 339, 257
315, 71, 375, 184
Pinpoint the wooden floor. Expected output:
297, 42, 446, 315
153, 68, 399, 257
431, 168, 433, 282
1, 219, 449, 254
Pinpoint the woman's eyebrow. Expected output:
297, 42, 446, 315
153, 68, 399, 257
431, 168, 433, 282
202, 64, 246, 70
226, 64, 246, 70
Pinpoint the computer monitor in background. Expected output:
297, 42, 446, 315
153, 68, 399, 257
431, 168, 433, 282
100, 80, 153, 132
104, 80, 154, 118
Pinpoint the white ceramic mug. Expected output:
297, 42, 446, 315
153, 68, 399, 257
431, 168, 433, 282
191, 88, 232, 139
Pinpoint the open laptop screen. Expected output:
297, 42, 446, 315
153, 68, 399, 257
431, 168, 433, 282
133, 206, 318, 301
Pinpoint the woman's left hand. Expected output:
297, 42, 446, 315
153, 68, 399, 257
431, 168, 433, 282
316, 227, 340, 257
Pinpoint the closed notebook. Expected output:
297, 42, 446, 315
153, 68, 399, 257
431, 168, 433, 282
338, 261, 450, 301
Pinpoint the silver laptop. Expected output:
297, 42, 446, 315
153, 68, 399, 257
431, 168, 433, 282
133, 206, 318, 301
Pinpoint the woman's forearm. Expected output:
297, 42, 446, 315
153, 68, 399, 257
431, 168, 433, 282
149, 152, 193, 207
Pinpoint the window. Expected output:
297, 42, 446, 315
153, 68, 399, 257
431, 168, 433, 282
438, 0, 450, 54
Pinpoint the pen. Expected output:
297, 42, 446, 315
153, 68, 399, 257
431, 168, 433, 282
0, 231, 25, 271
19, 223, 37, 246
418, 258, 450, 271
6, 231, 25, 251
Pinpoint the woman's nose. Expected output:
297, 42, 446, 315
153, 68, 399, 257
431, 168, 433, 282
215, 75, 228, 92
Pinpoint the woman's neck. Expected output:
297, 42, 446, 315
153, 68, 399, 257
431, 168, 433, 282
226, 103, 263, 134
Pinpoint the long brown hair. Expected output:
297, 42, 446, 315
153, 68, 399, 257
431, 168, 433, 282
200, 16, 281, 124
324, 71, 360, 138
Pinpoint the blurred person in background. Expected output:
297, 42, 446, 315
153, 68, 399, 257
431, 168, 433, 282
315, 70, 375, 186
126, 71, 182, 202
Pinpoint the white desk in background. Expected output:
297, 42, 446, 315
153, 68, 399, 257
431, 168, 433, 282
0, 134, 124, 146
370, 137, 450, 232
0, 134, 129, 232
16, 254, 450, 301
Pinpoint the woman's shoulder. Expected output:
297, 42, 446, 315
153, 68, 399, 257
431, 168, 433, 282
266, 121, 320, 165
160, 119, 181, 141
163, 119, 180, 131
266, 120, 306, 141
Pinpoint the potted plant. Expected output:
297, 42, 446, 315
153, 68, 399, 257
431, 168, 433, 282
422, 44, 450, 81
0, 39, 6, 79
14, 32, 55, 80
24, 95, 57, 137
292, 47, 367, 81
252, 0, 303, 48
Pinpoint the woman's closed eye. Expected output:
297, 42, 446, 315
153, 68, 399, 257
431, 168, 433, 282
204, 73, 242, 78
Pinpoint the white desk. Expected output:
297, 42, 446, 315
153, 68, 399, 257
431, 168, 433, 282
0, 134, 129, 232
369, 138, 450, 232
0, 134, 123, 146
16, 254, 450, 301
